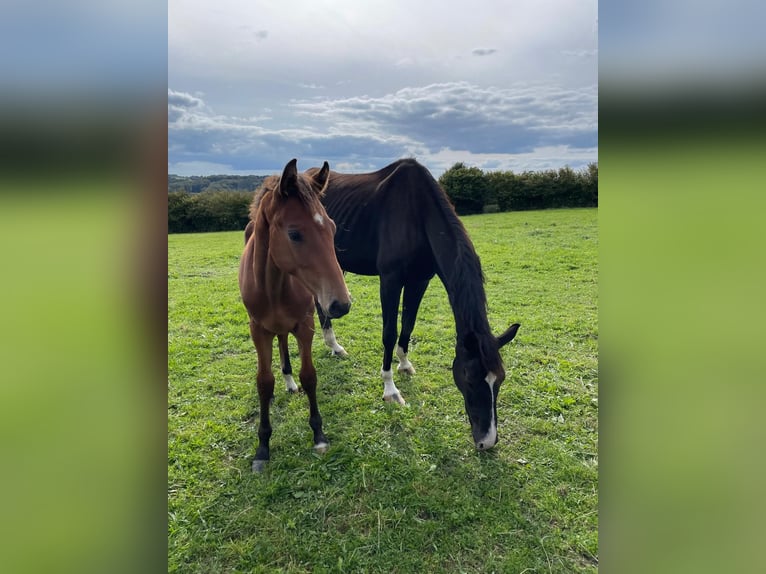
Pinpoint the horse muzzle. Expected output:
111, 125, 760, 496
475, 435, 498, 451
326, 299, 351, 319
472, 420, 498, 451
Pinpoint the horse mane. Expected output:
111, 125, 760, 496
248, 175, 277, 223
416, 162, 502, 372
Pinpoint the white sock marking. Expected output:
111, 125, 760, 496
284, 373, 298, 393
322, 328, 347, 357
381, 368, 405, 404
395, 345, 415, 374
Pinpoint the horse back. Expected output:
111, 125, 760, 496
321, 159, 440, 278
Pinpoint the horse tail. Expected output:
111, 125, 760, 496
244, 220, 255, 244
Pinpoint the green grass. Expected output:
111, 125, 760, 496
169, 208, 598, 573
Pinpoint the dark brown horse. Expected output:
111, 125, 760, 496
239, 159, 351, 472
307, 158, 520, 451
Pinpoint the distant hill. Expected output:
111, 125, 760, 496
168, 174, 269, 194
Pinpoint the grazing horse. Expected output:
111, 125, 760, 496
307, 158, 520, 451
239, 159, 351, 472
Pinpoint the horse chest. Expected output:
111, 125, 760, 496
249, 292, 313, 335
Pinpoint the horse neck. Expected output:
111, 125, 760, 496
253, 226, 292, 302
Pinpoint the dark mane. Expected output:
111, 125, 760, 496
419, 166, 501, 372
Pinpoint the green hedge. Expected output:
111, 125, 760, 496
168, 190, 253, 233
168, 162, 598, 232
440, 162, 598, 215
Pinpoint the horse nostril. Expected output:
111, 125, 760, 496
477, 442, 485, 450
328, 300, 351, 318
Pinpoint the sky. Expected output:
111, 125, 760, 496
169, 0, 598, 177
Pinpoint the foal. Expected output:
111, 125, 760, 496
239, 159, 350, 472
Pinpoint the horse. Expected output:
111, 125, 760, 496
306, 158, 520, 451
239, 158, 351, 472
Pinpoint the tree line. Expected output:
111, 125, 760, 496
168, 174, 267, 194
167, 162, 597, 233
438, 162, 598, 215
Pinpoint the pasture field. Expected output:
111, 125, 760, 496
168, 208, 598, 573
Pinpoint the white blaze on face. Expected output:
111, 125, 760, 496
313, 212, 324, 226
476, 371, 498, 450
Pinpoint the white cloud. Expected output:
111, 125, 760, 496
168, 0, 598, 175
169, 80, 596, 176
290, 81, 597, 154
167, 89, 203, 108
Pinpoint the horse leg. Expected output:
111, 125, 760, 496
380, 276, 406, 405
294, 315, 329, 453
277, 334, 299, 393
396, 278, 430, 374
249, 320, 275, 473
316, 300, 348, 357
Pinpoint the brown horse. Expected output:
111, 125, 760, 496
239, 158, 351, 472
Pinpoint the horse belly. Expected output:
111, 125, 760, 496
337, 255, 379, 276
377, 242, 435, 280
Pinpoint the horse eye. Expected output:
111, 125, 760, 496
287, 229, 303, 242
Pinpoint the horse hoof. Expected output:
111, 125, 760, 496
287, 387, 299, 395
384, 393, 406, 406
397, 364, 416, 375
313, 442, 329, 455
331, 347, 348, 358
251, 459, 268, 473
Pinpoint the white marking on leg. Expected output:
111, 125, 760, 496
322, 327, 348, 357
313, 441, 329, 454
284, 373, 299, 393
476, 371, 498, 450
382, 368, 405, 405
395, 345, 416, 374
313, 212, 324, 226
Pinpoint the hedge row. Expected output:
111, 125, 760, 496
168, 190, 253, 233
439, 162, 598, 215
168, 162, 598, 233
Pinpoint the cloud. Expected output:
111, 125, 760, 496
168, 89, 207, 123
472, 48, 498, 56
290, 82, 597, 154
254, 30, 268, 41
167, 89, 203, 109
168, 81, 597, 176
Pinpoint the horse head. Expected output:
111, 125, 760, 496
452, 323, 520, 450
261, 158, 351, 319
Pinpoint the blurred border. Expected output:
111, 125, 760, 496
3, 1, 765, 573
0, 3, 168, 574
600, 2, 766, 572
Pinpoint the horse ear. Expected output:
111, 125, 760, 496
279, 158, 299, 197
497, 323, 520, 348
312, 161, 330, 195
